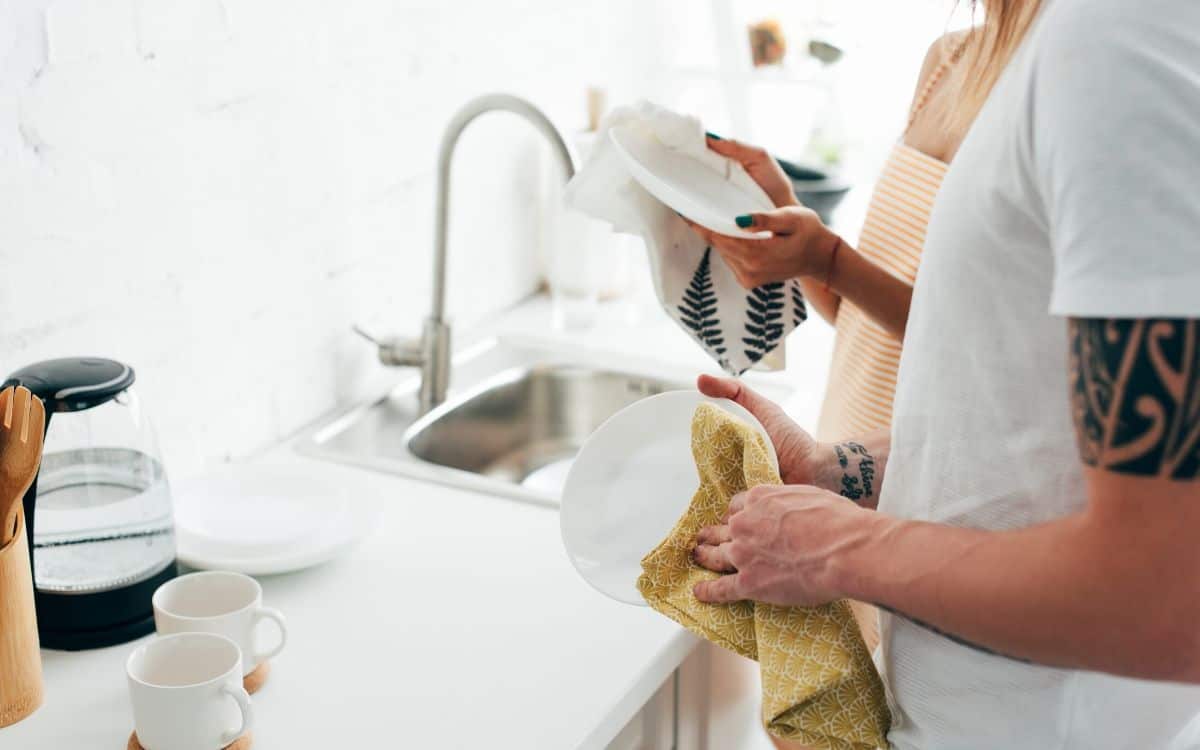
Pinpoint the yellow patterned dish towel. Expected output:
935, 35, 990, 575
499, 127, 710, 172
636, 403, 891, 750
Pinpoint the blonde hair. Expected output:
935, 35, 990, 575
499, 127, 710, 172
953, 0, 1044, 128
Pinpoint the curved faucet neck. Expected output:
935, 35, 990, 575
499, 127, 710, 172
419, 94, 576, 414
430, 94, 576, 325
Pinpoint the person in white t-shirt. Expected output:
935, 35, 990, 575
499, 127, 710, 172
685, 0, 1200, 747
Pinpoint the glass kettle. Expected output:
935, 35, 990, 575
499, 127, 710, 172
3, 357, 178, 650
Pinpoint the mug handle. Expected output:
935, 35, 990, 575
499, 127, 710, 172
220, 683, 254, 746
253, 606, 288, 663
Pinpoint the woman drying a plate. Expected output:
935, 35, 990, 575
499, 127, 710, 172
690, 24, 971, 448
683, 26, 974, 750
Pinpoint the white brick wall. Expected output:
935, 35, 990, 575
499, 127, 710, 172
0, 0, 658, 476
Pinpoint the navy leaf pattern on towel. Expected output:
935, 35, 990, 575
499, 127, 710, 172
743, 282, 785, 363
677, 248, 727, 360
790, 280, 808, 328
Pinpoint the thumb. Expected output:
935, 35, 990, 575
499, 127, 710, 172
705, 134, 766, 165
696, 373, 739, 400
734, 208, 802, 236
697, 375, 782, 425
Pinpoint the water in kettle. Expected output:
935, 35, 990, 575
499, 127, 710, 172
32, 447, 176, 594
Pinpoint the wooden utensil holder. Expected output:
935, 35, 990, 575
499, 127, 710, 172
0, 512, 43, 727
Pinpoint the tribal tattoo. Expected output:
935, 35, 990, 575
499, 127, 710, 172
835, 441, 876, 502
1069, 318, 1200, 478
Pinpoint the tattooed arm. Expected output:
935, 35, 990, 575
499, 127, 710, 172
810, 434, 889, 510
694, 318, 1200, 681
696, 372, 892, 508
1070, 318, 1200, 477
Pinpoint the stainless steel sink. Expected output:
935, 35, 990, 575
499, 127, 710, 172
300, 338, 694, 506
408, 365, 679, 491
300, 336, 794, 507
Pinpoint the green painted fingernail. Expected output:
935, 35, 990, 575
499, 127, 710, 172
706, 131, 722, 140
735, 214, 754, 228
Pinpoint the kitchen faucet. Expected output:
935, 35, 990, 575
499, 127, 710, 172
356, 94, 577, 414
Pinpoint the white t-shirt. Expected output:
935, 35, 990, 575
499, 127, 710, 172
878, 0, 1200, 748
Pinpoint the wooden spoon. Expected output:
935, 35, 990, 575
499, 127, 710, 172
0, 387, 46, 548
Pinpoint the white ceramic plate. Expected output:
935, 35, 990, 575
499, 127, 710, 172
560, 391, 778, 605
173, 464, 380, 576
609, 125, 774, 240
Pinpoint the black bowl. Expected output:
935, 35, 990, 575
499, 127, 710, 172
775, 157, 851, 225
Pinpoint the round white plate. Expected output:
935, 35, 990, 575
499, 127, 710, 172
173, 464, 380, 576
609, 125, 774, 240
560, 391, 778, 606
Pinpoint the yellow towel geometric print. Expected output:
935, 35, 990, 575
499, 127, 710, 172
636, 402, 891, 749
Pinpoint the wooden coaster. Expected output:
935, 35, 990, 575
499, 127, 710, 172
128, 731, 252, 749
243, 661, 270, 695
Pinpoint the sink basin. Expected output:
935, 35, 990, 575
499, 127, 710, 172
407, 366, 679, 492
299, 336, 793, 507
301, 338, 695, 506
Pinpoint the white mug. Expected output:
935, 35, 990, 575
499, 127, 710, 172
153, 571, 287, 676
127, 632, 253, 750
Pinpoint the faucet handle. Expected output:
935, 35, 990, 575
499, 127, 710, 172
351, 324, 426, 368
351, 324, 382, 346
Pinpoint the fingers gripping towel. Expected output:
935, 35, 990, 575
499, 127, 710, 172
637, 403, 890, 749
563, 101, 807, 375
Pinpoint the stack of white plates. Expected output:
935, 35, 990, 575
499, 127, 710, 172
173, 464, 379, 575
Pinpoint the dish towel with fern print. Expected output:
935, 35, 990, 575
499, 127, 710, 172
638, 402, 890, 750
563, 100, 807, 375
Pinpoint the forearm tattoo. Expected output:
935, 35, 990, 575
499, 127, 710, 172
1070, 318, 1200, 478
835, 441, 876, 502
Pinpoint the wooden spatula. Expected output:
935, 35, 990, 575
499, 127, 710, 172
0, 387, 45, 548
0, 385, 45, 727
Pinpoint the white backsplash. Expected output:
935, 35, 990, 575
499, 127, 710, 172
0, 0, 658, 477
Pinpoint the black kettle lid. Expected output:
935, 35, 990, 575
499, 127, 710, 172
3, 357, 136, 412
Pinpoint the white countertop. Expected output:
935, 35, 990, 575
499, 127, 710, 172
5, 291, 834, 750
